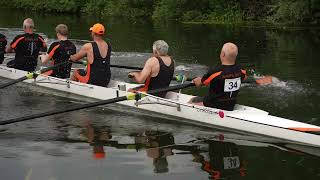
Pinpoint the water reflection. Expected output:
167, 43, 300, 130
83, 122, 111, 160
60, 118, 320, 180
192, 140, 247, 180
135, 131, 174, 173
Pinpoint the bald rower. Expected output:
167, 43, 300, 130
189, 42, 247, 111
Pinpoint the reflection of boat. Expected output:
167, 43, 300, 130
191, 132, 320, 159
63, 120, 320, 178
1, 65, 320, 148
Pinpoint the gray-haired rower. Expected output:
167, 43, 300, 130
6, 18, 47, 71
128, 40, 175, 98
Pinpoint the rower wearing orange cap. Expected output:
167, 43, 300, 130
70, 23, 111, 87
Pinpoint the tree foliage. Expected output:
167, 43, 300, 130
1, 0, 319, 24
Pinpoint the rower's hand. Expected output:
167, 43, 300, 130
38, 54, 49, 64
128, 72, 135, 79
38, 54, 45, 63
192, 77, 202, 87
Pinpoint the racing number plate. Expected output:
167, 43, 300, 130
223, 156, 240, 169
224, 77, 241, 92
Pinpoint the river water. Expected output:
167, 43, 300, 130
0, 8, 320, 180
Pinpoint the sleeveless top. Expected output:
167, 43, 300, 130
10, 33, 46, 71
86, 42, 111, 87
47, 40, 76, 78
139, 57, 174, 97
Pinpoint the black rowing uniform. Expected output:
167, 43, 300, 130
0, 33, 7, 64
76, 42, 111, 87
8, 33, 46, 71
200, 64, 246, 111
46, 40, 76, 78
137, 57, 174, 98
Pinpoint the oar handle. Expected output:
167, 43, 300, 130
39, 61, 71, 74
147, 82, 195, 94
112, 65, 142, 70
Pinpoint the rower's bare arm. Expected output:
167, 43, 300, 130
193, 77, 203, 87
39, 54, 50, 63
5, 45, 14, 53
131, 58, 153, 83
70, 43, 89, 62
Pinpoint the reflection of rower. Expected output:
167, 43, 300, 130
84, 122, 112, 160
195, 140, 247, 180
135, 131, 174, 173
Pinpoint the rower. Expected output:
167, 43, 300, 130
70, 23, 111, 87
128, 40, 174, 98
6, 18, 47, 72
39, 24, 76, 78
189, 42, 246, 111
0, 32, 7, 64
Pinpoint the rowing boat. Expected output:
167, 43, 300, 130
0, 64, 320, 148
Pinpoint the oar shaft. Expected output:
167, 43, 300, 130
39, 61, 71, 74
0, 76, 28, 89
111, 64, 142, 70
72, 61, 143, 71
148, 83, 195, 94
0, 96, 128, 125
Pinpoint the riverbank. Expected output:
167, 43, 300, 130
1, 0, 319, 25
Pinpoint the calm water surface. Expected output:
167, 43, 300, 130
0, 8, 320, 180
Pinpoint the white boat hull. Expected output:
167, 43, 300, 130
0, 65, 320, 148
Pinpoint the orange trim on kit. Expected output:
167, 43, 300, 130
11, 37, 25, 49
48, 44, 60, 58
75, 63, 91, 84
203, 71, 222, 86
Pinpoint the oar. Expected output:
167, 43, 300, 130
0, 61, 71, 89
0, 82, 195, 125
72, 60, 143, 71
73, 60, 193, 82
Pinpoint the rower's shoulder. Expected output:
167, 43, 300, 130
147, 57, 159, 64
33, 33, 45, 40
0, 33, 6, 38
82, 42, 93, 50
48, 41, 60, 49
62, 40, 76, 47
12, 34, 24, 39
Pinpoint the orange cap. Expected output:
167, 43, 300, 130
89, 23, 105, 35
